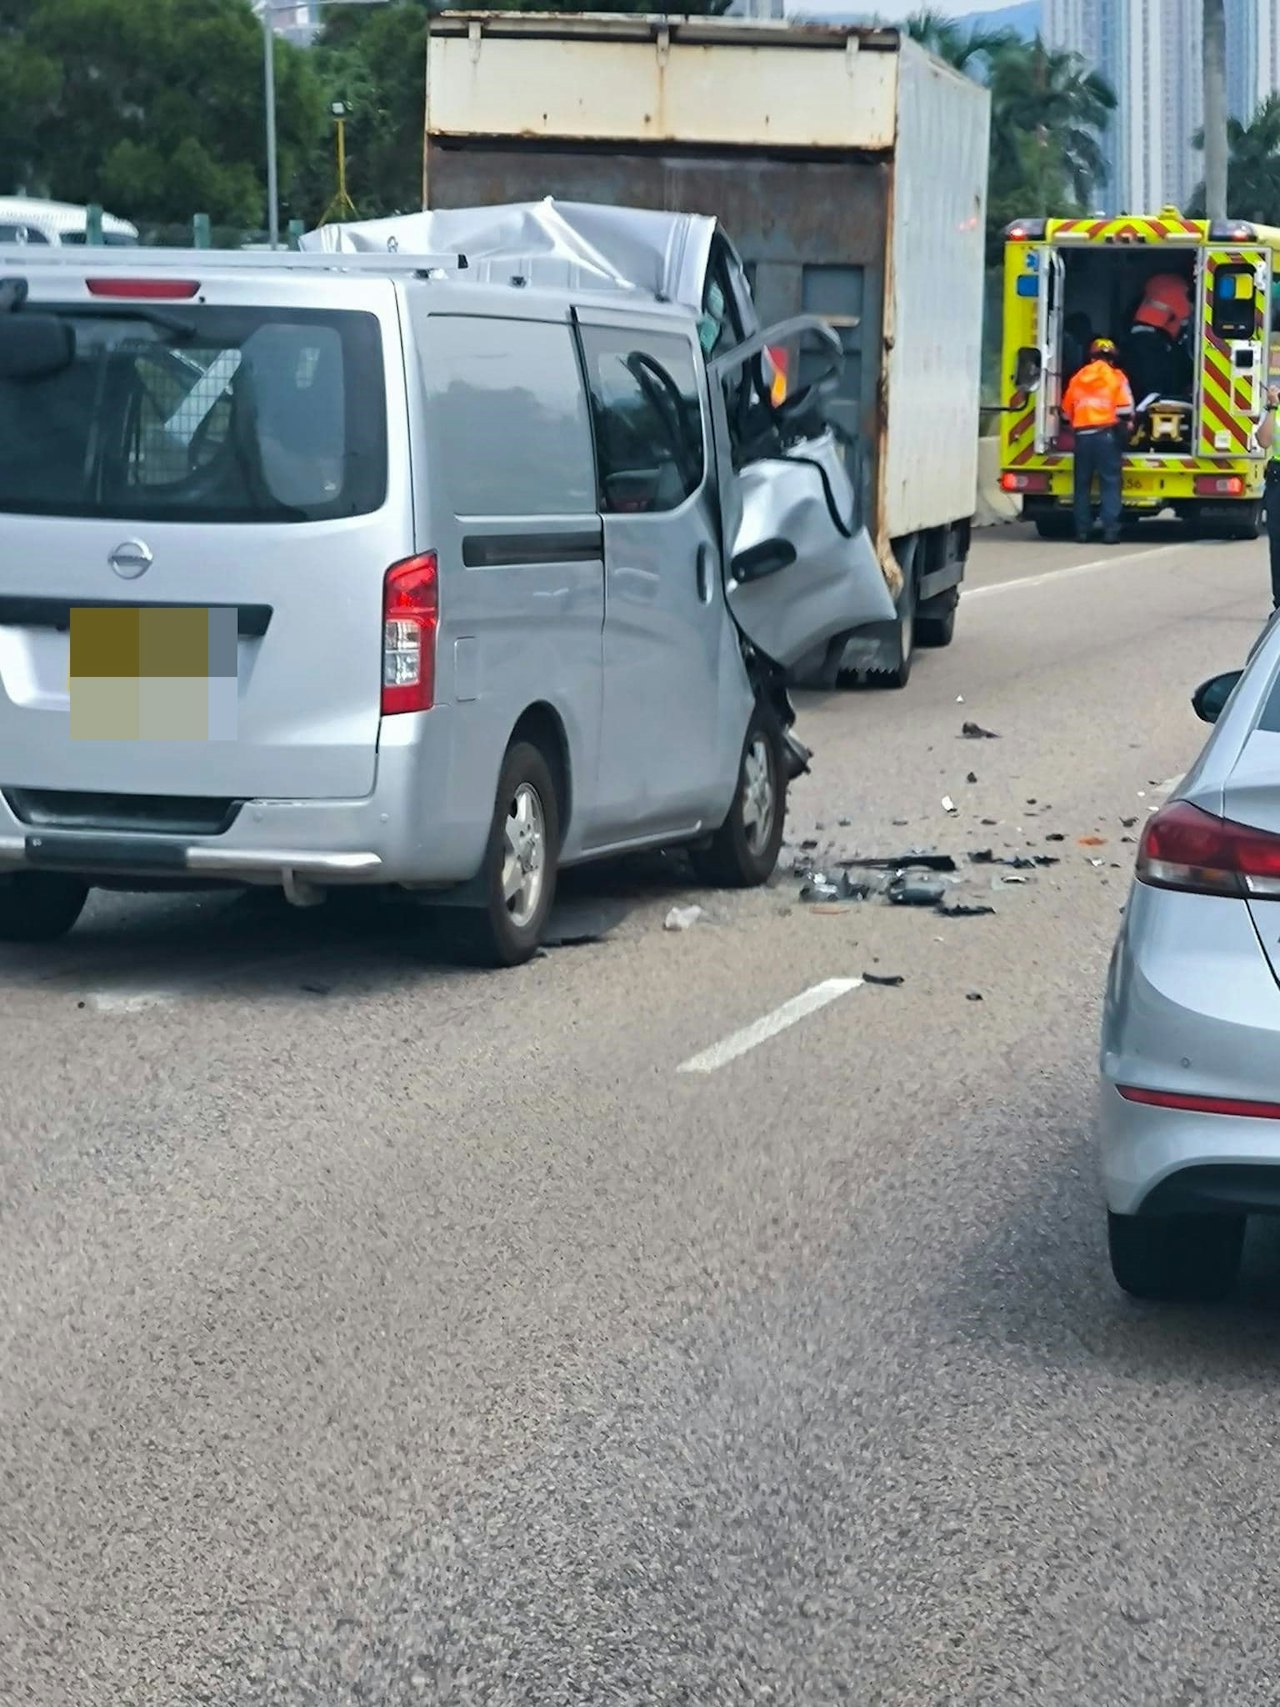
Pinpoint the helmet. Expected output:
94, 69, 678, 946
1089, 336, 1118, 359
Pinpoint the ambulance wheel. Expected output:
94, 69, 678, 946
1234, 501, 1263, 541
1033, 515, 1074, 540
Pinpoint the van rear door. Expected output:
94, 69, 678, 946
0, 266, 408, 801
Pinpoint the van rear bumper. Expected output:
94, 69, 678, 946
0, 716, 493, 890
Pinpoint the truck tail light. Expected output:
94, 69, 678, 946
999, 471, 1049, 492
382, 553, 438, 715
1194, 475, 1245, 496
1137, 799, 1280, 898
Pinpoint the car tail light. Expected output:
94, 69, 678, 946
382, 553, 438, 715
999, 471, 1049, 493
1137, 799, 1280, 898
1194, 475, 1245, 497
1118, 1085, 1280, 1120
86, 278, 200, 299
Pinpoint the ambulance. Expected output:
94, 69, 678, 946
998, 208, 1280, 539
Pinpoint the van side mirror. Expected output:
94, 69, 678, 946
1192, 670, 1242, 724
733, 538, 797, 583
0, 315, 74, 381
1014, 346, 1042, 393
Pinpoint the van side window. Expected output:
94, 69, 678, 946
417, 315, 595, 516
578, 329, 705, 514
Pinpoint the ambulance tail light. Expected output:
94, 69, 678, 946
1194, 475, 1245, 497
999, 471, 1049, 493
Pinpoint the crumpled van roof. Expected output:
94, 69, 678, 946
300, 198, 718, 314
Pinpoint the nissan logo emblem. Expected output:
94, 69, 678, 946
109, 540, 153, 580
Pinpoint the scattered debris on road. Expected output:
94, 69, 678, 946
961, 720, 1000, 739
863, 971, 905, 987
942, 795, 958, 815
966, 991, 984, 1002
664, 904, 705, 932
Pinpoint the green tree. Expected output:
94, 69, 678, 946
1189, 94, 1280, 224
987, 39, 1115, 208
904, 8, 1014, 76
3, 0, 324, 229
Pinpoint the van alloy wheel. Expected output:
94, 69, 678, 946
503, 782, 547, 930
740, 734, 776, 856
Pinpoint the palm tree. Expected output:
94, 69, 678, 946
1190, 93, 1280, 223
904, 8, 1014, 76
987, 39, 1116, 207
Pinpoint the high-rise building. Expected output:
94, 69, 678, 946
1042, 0, 1280, 214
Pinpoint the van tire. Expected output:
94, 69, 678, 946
441, 741, 560, 968
0, 872, 89, 942
692, 706, 786, 888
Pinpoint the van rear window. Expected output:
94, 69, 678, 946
0, 305, 387, 523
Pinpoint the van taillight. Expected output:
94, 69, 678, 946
382, 553, 438, 715
1137, 799, 1280, 898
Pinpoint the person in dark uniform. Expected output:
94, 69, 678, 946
1256, 383, 1280, 606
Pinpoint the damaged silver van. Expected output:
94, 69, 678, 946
0, 203, 892, 964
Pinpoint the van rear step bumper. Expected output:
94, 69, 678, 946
0, 833, 381, 882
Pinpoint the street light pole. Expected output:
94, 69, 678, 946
262, 1, 280, 250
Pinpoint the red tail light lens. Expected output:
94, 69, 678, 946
1194, 475, 1245, 497
382, 553, 438, 715
999, 471, 1049, 492
86, 278, 200, 299
1137, 799, 1280, 898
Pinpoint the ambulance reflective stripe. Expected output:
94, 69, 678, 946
1007, 406, 1037, 466
1051, 216, 1204, 243
1200, 251, 1260, 453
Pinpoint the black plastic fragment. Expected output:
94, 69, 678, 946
961, 721, 1000, 739
888, 877, 948, 907
842, 852, 957, 873
863, 971, 905, 987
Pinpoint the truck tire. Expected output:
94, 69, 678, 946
691, 705, 786, 888
438, 740, 560, 968
865, 558, 916, 690
917, 590, 958, 649
0, 872, 89, 943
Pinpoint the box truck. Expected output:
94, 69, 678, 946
418, 14, 990, 684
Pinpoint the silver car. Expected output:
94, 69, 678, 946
0, 217, 892, 966
1100, 615, 1280, 1299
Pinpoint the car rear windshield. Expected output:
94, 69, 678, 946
0, 304, 387, 523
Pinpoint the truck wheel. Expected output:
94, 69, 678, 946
691, 706, 786, 888
0, 872, 89, 943
440, 741, 560, 968
1107, 1209, 1244, 1302
917, 590, 958, 649
866, 563, 916, 690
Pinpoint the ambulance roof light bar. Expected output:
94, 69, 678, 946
1209, 219, 1258, 241
1004, 219, 1047, 240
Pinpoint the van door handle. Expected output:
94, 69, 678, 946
695, 544, 712, 603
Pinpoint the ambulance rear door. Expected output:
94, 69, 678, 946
1034, 244, 1065, 452
1199, 244, 1271, 456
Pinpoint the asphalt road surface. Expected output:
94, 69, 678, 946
3, 523, 1278, 1707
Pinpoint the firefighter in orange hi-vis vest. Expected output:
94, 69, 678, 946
1061, 336, 1135, 545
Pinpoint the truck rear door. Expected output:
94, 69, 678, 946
1035, 245, 1065, 452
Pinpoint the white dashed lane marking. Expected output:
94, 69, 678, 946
677, 978, 863, 1075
